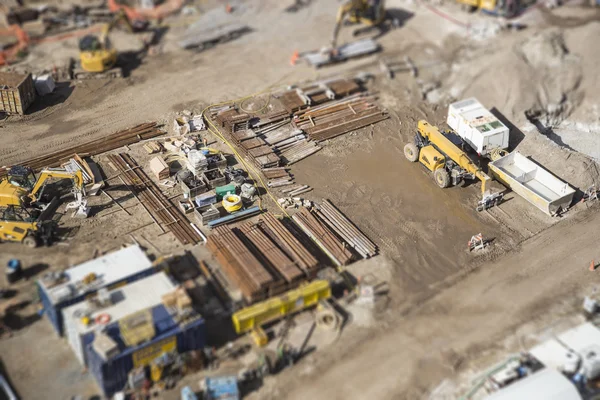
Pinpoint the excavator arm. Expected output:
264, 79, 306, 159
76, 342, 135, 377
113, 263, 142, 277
28, 169, 85, 202
331, 1, 355, 48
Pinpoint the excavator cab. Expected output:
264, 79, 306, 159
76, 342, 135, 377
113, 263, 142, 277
7, 166, 36, 191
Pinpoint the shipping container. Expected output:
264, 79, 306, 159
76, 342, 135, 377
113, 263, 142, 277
0, 72, 36, 115
447, 98, 509, 157
489, 151, 576, 216
86, 304, 205, 397
38, 245, 157, 336
63, 272, 176, 366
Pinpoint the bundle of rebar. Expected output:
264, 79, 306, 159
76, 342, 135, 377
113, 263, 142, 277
314, 199, 377, 259
292, 208, 353, 267
107, 153, 202, 245
0, 122, 164, 178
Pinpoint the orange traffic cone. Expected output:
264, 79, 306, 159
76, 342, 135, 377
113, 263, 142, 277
590, 260, 596, 272
225, 4, 233, 13
290, 50, 300, 66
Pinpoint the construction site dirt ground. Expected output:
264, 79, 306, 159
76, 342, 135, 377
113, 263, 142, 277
1, 1, 600, 399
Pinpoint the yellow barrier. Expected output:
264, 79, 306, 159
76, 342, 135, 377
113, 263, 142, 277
232, 280, 331, 334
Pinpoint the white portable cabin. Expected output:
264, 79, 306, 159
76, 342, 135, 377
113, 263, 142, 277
63, 272, 176, 366
447, 98, 509, 157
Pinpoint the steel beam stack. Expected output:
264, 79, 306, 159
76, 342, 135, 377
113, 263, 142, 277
292, 208, 354, 267
314, 199, 377, 259
0, 123, 164, 178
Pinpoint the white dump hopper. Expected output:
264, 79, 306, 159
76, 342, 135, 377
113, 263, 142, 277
488, 151, 576, 216
447, 98, 509, 156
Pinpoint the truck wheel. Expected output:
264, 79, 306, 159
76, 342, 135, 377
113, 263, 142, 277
404, 143, 419, 162
23, 236, 38, 248
434, 169, 451, 188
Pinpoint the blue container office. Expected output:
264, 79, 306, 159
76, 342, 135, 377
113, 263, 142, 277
38, 245, 157, 336
86, 304, 205, 397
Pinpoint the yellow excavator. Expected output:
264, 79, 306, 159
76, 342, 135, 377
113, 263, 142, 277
331, 0, 386, 48
456, 0, 522, 17
72, 10, 135, 79
404, 120, 503, 211
0, 166, 89, 247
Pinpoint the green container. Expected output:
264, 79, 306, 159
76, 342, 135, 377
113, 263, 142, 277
215, 184, 237, 200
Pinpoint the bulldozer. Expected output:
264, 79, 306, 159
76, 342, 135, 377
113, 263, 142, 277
331, 0, 386, 48
404, 120, 503, 211
72, 10, 136, 79
0, 166, 89, 247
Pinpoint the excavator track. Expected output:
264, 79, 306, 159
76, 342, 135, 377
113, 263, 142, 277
72, 67, 123, 80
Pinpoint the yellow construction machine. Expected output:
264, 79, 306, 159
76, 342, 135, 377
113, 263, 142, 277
456, 0, 522, 17
0, 166, 89, 247
73, 10, 135, 79
404, 120, 503, 211
331, 0, 386, 48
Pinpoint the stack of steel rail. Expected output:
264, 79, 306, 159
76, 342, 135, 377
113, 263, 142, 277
208, 225, 281, 303
239, 221, 305, 284
107, 153, 202, 245
261, 212, 319, 277
0, 123, 163, 178
292, 208, 354, 267
293, 94, 388, 142
314, 199, 377, 259
277, 139, 322, 165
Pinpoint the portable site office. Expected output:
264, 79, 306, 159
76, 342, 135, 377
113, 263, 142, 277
85, 304, 206, 397
62, 272, 177, 366
38, 245, 157, 336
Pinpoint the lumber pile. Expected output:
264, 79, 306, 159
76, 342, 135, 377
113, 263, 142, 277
0, 122, 164, 178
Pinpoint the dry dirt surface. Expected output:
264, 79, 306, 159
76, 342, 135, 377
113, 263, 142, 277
1, 1, 600, 399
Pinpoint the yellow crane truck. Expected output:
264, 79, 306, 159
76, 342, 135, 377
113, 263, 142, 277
404, 120, 503, 211
0, 166, 89, 247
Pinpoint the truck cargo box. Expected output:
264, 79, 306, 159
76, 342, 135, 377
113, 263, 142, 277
447, 98, 509, 157
488, 151, 576, 216
0, 72, 36, 115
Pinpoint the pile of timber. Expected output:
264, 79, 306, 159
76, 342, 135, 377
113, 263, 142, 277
314, 199, 377, 259
107, 153, 203, 246
0, 123, 164, 178
292, 207, 354, 267
263, 167, 295, 188
293, 94, 389, 142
